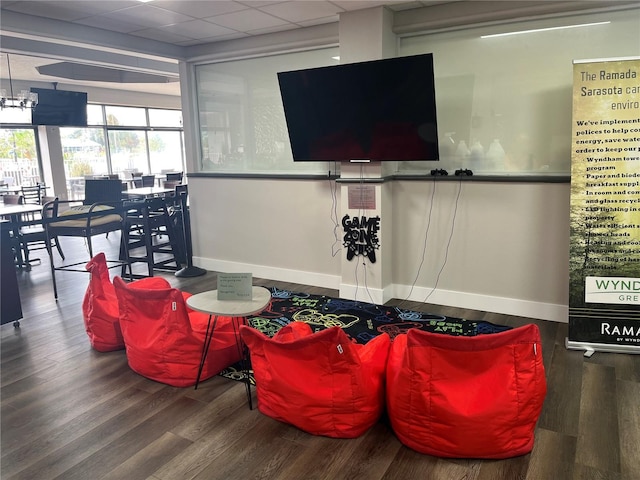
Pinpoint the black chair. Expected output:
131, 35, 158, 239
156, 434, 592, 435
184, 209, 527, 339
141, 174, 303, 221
84, 179, 123, 205
21, 184, 44, 205
163, 172, 183, 189
19, 196, 65, 268
122, 196, 182, 278
44, 180, 130, 298
133, 176, 155, 188
2, 194, 23, 205
165, 171, 183, 182
162, 180, 181, 193
141, 175, 155, 187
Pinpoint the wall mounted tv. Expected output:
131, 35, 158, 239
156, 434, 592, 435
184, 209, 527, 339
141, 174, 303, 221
278, 53, 439, 162
30, 88, 88, 127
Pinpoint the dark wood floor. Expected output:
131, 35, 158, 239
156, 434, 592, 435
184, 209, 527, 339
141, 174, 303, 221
2, 234, 639, 480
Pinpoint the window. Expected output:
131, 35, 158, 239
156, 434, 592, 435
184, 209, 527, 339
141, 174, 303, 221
105, 106, 147, 127
60, 127, 108, 176
195, 47, 339, 175
0, 107, 32, 125
87, 104, 105, 126
149, 109, 182, 127
59, 106, 184, 197
2, 101, 183, 194
149, 130, 184, 173
60, 127, 107, 199
397, 8, 640, 176
193, 8, 638, 177
0, 128, 40, 186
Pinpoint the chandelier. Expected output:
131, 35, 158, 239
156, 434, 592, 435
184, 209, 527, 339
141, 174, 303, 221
0, 53, 38, 110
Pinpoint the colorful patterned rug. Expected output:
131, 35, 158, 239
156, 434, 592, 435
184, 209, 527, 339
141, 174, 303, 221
220, 287, 511, 383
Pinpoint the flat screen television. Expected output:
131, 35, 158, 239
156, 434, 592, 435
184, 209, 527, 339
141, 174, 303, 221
31, 88, 88, 127
278, 53, 439, 162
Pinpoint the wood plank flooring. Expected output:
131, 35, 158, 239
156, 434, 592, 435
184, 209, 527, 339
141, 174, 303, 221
2, 234, 639, 480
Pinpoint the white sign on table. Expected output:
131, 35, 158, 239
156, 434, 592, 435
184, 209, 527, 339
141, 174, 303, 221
217, 273, 253, 300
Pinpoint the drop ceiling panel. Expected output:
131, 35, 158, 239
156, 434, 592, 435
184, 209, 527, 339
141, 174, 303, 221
74, 15, 150, 34
152, 0, 249, 18
159, 19, 237, 39
259, 1, 344, 23
204, 9, 290, 32
97, 4, 194, 29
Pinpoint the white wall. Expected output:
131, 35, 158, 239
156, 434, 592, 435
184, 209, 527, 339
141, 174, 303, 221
391, 180, 570, 321
189, 175, 569, 322
190, 177, 342, 289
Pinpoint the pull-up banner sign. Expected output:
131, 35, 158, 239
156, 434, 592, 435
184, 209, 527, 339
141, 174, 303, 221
567, 56, 640, 356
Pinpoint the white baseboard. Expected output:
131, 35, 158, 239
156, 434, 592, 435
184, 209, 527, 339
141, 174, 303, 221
338, 283, 393, 306
392, 284, 568, 323
194, 258, 568, 323
194, 257, 341, 291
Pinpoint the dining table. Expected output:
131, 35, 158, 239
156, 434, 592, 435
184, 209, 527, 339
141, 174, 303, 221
0, 185, 22, 196
122, 186, 174, 199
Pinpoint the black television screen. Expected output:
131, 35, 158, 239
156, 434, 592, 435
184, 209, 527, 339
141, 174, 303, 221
278, 53, 439, 162
31, 88, 88, 127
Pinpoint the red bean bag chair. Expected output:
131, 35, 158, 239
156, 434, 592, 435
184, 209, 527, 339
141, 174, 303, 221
113, 276, 243, 387
82, 252, 168, 352
240, 322, 391, 438
386, 324, 546, 459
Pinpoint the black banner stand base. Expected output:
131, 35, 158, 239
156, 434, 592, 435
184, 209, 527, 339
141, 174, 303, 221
175, 265, 207, 278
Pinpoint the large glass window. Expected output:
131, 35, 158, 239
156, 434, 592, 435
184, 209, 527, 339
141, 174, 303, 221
193, 9, 638, 177
149, 108, 182, 127
195, 47, 339, 175
2, 102, 183, 195
397, 8, 640, 176
105, 106, 147, 127
87, 104, 105, 126
60, 127, 108, 177
0, 107, 32, 125
149, 130, 184, 173
60, 127, 107, 199
58, 106, 184, 197
0, 128, 40, 186
108, 130, 148, 174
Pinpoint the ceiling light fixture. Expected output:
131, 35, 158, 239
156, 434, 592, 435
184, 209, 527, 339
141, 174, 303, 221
480, 21, 610, 39
0, 53, 38, 110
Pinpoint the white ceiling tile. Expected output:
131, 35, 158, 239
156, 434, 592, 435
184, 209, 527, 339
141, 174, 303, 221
161, 19, 237, 39
297, 15, 339, 28
2, 0, 89, 21
385, 1, 433, 11
101, 4, 194, 28
75, 15, 149, 34
205, 9, 290, 31
259, 1, 344, 22
331, 0, 404, 11
184, 31, 249, 45
246, 23, 300, 36
43, 1, 136, 16
237, 1, 285, 7
130, 28, 195, 44
151, 0, 249, 18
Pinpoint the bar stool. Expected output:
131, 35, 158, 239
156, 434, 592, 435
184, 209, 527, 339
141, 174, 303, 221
122, 196, 182, 278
